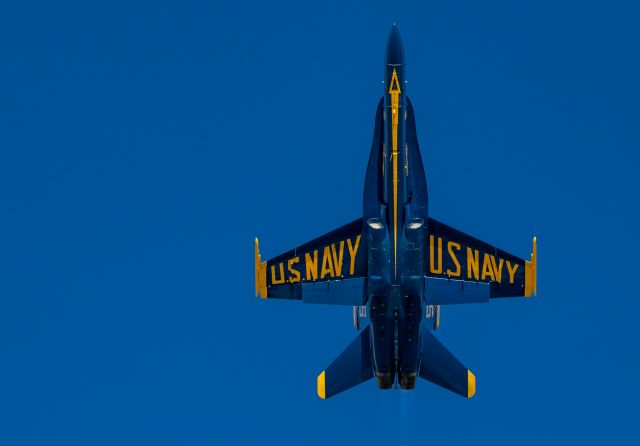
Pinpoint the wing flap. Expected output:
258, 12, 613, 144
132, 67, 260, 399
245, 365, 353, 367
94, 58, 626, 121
302, 278, 366, 306
425, 277, 490, 305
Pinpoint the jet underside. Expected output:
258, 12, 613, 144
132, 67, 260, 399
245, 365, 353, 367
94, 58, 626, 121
254, 25, 537, 399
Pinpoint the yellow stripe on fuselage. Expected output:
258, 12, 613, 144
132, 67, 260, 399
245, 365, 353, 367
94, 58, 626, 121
389, 69, 401, 278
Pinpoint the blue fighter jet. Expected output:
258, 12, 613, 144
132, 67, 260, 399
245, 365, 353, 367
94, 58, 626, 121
254, 25, 537, 399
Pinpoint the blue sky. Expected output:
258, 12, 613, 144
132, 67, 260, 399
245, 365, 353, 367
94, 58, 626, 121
1, 0, 638, 444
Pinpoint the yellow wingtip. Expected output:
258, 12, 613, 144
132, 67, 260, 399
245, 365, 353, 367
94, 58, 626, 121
524, 236, 537, 297
532, 236, 537, 296
467, 370, 476, 398
254, 237, 267, 299
317, 371, 326, 399
254, 238, 259, 297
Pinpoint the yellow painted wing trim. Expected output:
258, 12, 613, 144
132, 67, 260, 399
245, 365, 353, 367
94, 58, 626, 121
254, 238, 267, 298
467, 370, 476, 398
317, 371, 326, 399
524, 236, 537, 297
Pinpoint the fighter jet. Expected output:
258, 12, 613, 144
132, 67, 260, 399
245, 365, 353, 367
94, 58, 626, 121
254, 25, 537, 399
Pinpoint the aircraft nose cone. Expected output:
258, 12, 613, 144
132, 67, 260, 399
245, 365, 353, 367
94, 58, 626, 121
385, 24, 405, 65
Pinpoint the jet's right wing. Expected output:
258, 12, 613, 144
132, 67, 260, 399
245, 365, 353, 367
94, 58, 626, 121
255, 219, 367, 306
425, 218, 537, 305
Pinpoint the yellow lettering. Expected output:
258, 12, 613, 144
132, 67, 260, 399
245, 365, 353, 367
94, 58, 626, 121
467, 248, 479, 280
446, 241, 461, 277
305, 250, 318, 281
271, 263, 285, 285
320, 246, 335, 278
506, 261, 519, 284
287, 257, 300, 283
331, 241, 345, 277
481, 253, 495, 281
429, 235, 443, 274
490, 255, 504, 283
347, 235, 361, 275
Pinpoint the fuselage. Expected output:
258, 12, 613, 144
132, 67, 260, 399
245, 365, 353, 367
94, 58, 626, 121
364, 25, 427, 390
255, 23, 535, 399
383, 27, 407, 284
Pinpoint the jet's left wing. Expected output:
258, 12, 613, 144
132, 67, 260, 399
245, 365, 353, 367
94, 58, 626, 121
255, 218, 367, 305
425, 217, 537, 305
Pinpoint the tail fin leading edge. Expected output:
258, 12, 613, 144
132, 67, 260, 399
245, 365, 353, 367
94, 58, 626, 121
419, 326, 476, 398
317, 326, 373, 399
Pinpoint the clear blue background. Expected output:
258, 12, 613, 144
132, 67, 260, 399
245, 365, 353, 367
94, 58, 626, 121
1, 0, 638, 444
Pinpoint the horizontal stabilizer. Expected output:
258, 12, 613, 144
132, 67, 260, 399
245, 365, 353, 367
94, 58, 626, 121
318, 326, 373, 399
419, 326, 475, 398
